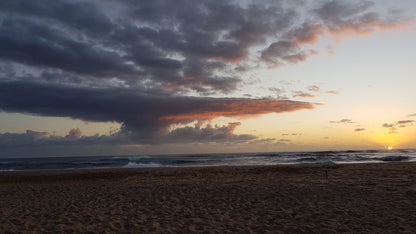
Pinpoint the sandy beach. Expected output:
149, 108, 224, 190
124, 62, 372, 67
1, 162, 416, 233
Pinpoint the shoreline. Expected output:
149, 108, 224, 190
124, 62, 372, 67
0, 161, 392, 181
1, 162, 416, 232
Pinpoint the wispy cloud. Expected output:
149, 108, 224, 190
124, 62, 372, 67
326, 90, 340, 95
276, 139, 292, 145
292, 91, 317, 98
281, 133, 302, 136
330, 119, 354, 124
382, 120, 415, 134
382, 120, 415, 128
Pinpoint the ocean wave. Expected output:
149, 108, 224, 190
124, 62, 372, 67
1, 149, 415, 171
296, 157, 317, 162
376, 156, 409, 162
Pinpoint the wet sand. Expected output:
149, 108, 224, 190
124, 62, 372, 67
1, 162, 416, 233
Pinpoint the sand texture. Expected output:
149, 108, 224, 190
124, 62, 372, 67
1, 162, 416, 233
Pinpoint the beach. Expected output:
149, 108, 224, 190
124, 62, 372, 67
1, 163, 416, 233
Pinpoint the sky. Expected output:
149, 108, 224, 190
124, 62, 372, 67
0, 0, 415, 157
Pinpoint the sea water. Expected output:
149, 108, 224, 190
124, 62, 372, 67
0, 149, 415, 171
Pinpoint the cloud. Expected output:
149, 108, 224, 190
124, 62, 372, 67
276, 139, 292, 145
397, 120, 415, 125
248, 138, 276, 145
26, 130, 50, 140
383, 120, 415, 129
259, 1, 409, 67
292, 85, 338, 99
326, 90, 340, 95
408, 113, 416, 117
293, 91, 316, 98
261, 41, 307, 67
0, 0, 410, 153
269, 87, 288, 100
281, 133, 301, 136
162, 122, 256, 144
330, 119, 354, 124
287, 23, 325, 45
308, 85, 321, 92
0, 128, 137, 150
0, 81, 318, 145
382, 120, 415, 134
0, 0, 408, 94
0, 122, 258, 149
66, 128, 82, 139
382, 123, 395, 128
314, 0, 409, 37
354, 128, 366, 132
0, 0, 303, 93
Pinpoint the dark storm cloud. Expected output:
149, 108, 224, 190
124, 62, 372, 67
0, 81, 317, 144
261, 41, 307, 67
0, 0, 406, 93
315, 0, 375, 23
0, 17, 138, 78
0, 0, 113, 34
0, 81, 317, 123
0, 0, 409, 150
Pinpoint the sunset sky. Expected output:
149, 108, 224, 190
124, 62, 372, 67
0, 0, 415, 157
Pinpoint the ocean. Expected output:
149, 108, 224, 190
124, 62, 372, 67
0, 149, 415, 171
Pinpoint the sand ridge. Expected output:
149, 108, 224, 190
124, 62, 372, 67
1, 163, 416, 233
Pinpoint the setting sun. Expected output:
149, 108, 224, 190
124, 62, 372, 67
388, 146, 392, 150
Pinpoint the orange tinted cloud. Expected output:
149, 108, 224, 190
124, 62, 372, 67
160, 99, 318, 122
328, 20, 411, 40
288, 23, 325, 45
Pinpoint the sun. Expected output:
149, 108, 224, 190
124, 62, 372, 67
387, 146, 392, 150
